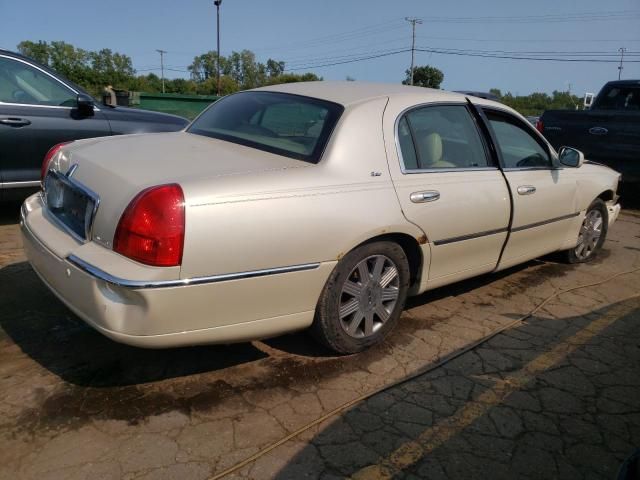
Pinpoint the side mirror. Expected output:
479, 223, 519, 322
558, 146, 584, 168
76, 94, 95, 116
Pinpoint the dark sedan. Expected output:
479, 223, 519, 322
0, 49, 189, 201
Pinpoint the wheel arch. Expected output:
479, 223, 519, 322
354, 232, 425, 290
596, 189, 616, 203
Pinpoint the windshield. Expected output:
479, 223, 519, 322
187, 91, 344, 163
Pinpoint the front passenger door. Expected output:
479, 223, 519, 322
0, 55, 110, 188
484, 109, 578, 269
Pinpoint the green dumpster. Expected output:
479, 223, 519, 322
130, 92, 219, 120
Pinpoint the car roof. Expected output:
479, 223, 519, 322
603, 79, 640, 87
255, 81, 470, 107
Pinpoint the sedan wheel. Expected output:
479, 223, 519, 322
574, 209, 603, 260
339, 255, 400, 339
565, 199, 608, 264
312, 241, 410, 354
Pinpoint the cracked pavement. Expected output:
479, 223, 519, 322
0, 203, 639, 480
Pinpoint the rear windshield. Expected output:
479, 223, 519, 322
595, 85, 640, 110
187, 91, 344, 163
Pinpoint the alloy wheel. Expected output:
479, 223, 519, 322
338, 255, 400, 338
574, 209, 603, 260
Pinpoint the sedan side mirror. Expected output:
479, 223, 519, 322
558, 146, 584, 168
76, 94, 95, 117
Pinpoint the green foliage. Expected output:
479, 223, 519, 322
402, 65, 444, 89
16, 40, 321, 98
490, 89, 582, 116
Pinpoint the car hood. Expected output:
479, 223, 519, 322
99, 106, 189, 129
55, 132, 311, 246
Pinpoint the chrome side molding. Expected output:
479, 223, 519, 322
66, 255, 321, 290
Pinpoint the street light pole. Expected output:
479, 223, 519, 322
214, 0, 223, 96
156, 49, 167, 93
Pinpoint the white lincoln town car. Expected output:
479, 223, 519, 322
21, 82, 621, 353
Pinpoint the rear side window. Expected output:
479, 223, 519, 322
486, 111, 551, 169
398, 105, 489, 170
188, 91, 344, 163
596, 85, 640, 110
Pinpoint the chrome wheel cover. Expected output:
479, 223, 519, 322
574, 209, 603, 260
338, 255, 400, 338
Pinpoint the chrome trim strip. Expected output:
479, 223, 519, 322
433, 227, 508, 246
511, 212, 580, 233
0, 101, 74, 110
402, 166, 498, 174
66, 255, 321, 289
0, 180, 41, 189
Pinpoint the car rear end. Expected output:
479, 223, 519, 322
21, 130, 333, 348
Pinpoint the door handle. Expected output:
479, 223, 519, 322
517, 185, 536, 195
410, 190, 440, 203
0, 117, 31, 127
588, 126, 608, 136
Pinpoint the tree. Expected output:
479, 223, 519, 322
490, 88, 582, 116
17, 40, 49, 64
266, 59, 285, 78
402, 65, 444, 89
16, 40, 321, 97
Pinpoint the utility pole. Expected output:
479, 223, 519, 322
156, 49, 167, 93
618, 47, 626, 80
405, 17, 422, 86
214, 0, 223, 96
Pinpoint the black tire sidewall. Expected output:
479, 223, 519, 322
312, 241, 410, 354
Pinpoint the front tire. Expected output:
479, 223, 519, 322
311, 241, 410, 354
564, 198, 608, 263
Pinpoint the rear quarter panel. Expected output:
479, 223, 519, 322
179, 97, 426, 279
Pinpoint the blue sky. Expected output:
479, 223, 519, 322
1, 0, 639, 96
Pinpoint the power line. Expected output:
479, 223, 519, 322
285, 48, 410, 71
423, 10, 640, 24
415, 47, 640, 63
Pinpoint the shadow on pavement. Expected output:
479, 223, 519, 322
0, 261, 268, 388
273, 298, 640, 480
0, 252, 577, 386
0, 201, 22, 226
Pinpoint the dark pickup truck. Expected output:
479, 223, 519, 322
538, 80, 640, 185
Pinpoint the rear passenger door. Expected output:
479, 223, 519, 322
384, 102, 510, 288
482, 109, 578, 269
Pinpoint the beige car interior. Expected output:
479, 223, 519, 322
414, 131, 456, 169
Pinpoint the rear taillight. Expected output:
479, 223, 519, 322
113, 184, 185, 267
41, 142, 72, 185
535, 119, 544, 134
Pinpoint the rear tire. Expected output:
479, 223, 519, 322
311, 241, 410, 354
563, 198, 608, 264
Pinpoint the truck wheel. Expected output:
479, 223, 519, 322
312, 241, 410, 354
564, 199, 608, 263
